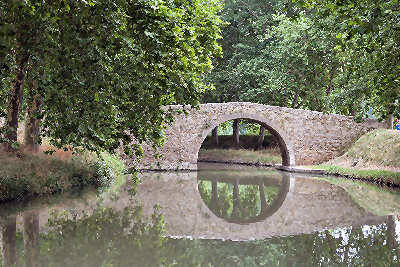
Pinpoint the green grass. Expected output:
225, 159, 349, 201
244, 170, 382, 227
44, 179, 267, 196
198, 148, 282, 165
312, 165, 400, 186
0, 151, 127, 203
334, 129, 400, 168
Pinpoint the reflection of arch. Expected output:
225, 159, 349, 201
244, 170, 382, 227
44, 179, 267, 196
198, 171, 292, 224
199, 113, 295, 166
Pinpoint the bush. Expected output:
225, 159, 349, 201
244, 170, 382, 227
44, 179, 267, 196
0, 151, 126, 203
90, 159, 115, 188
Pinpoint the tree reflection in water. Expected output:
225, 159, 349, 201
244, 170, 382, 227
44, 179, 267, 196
1, 208, 398, 266
0, 204, 166, 267
197, 172, 289, 223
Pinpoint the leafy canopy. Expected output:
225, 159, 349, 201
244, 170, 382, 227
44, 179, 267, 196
0, 0, 223, 155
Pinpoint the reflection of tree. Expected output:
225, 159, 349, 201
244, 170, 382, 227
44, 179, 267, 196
0, 205, 166, 267
23, 212, 39, 267
198, 178, 279, 222
198, 180, 233, 219
0, 216, 17, 266
0, 206, 399, 266
40, 206, 165, 267
237, 184, 259, 220
163, 221, 400, 266
386, 215, 398, 249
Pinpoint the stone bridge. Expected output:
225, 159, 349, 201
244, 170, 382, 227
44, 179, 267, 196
130, 102, 387, 170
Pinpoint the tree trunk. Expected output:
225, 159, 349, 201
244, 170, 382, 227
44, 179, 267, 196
23, 212, 40, 267
231, 178, 241, 219
4, 53, 29, 153
291, 87, 300, 109
210, 179, 219, 214
1, 216, 17, 267
255, 126, 265, 150
24, 88, 42, 153
386, 215, 398, 249
259, 181, 267, 215
232, 119, 240, 149
386, 114, 394, 130
326, 69, 335, 96
211, 126, 219, 147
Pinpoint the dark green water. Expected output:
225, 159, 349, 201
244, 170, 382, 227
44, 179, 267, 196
0, 163, 399, 266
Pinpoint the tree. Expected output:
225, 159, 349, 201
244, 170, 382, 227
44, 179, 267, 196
204, 0, 398, 121
0, 0, 223, 156
293, 0, 400, 119
202, 0, 289, 104
203, 1, 342, 113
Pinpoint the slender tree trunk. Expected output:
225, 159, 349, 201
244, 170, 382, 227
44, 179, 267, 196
259, 181, 267, 214
4, 52, 29, 153
232, 119, 240, 149
232, 178, 241, 219
1, 216, 17, 267
256, 126, 265, 150
386, 215, 398, 249
210, 179, 219, 214
326, 69, 335, 96
24, 89, 42, 153
211, 126, 219, 147
291, 87, 300, 109
23, 211, 40, 267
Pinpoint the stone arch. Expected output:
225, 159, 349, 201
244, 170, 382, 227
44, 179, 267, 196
198, 113, 296, 166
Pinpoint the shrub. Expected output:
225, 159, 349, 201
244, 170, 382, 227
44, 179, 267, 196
0, 151, 126, 203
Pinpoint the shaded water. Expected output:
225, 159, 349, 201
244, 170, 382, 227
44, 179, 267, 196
1, 163, 400, 266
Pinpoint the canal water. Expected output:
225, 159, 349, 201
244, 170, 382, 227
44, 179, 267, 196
0, 163, 399, 266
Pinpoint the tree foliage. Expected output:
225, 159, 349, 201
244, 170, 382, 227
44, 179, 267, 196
295, 0, 400, 118
0, 0, 223, 155
204, 0, 399, 120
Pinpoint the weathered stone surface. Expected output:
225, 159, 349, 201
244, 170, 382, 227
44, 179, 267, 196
128, 102, 386, 170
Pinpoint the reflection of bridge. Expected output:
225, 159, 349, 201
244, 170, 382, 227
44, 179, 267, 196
133, 169, 385, 241
127, 102, 387, 170
0, 169, 389, 264
198, 174, 291, 224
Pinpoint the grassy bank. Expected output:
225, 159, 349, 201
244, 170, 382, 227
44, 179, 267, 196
327, 129, 400, 171
311, 129, 400, 185
0, 151, 126, 203
198, 148, 282, 165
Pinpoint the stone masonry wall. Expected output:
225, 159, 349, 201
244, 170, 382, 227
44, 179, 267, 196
127, 102, 387, 170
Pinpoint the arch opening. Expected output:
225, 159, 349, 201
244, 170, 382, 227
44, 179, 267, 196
197, 114, 295, 167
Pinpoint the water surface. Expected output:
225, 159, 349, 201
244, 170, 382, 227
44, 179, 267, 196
0, 163, 399, 266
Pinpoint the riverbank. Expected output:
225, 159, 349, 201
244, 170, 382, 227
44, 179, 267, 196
0, 150, 126, 203
292, 165, 400, 187
311, 129, 400, 186
324, 129, 400, 172
198, 148, 282, 165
